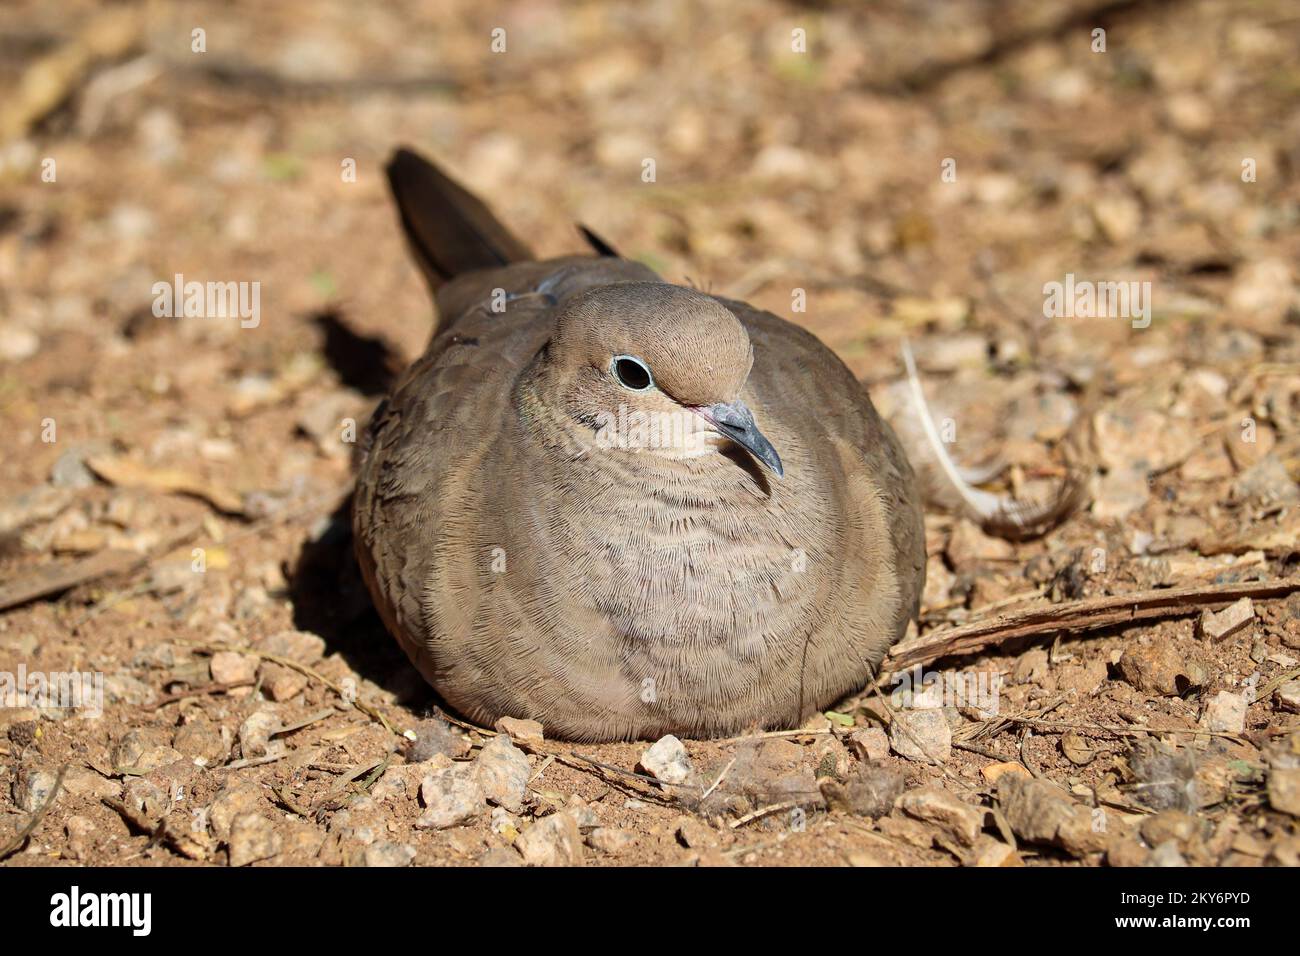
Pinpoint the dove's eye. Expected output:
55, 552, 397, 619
612, 355, 654, 391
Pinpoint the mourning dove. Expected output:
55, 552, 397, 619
354, 148, 926, 742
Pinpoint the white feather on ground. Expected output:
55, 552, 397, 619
889, 341, 1087, 539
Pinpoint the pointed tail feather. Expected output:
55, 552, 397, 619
385, 147, 533, 293
577, 223, 620, 257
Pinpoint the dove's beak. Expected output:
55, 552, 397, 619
694, 400, 784, 478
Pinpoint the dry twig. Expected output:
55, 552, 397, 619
885, 579, 1300, 670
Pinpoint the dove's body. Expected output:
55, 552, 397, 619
354, 152, 925, 742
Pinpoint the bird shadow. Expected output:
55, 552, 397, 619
288, 491, 443, 714
721, 444, 772, 494
286, 308, 440, 712
312, 309, 405, 397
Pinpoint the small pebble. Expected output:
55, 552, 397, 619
113, 730, 184, 773
847, 726, 890, 761
362, 842, 417, 867
122, 777, 167, 827
587, 827, 635, 855
493, 716, 545, 744
257, 662, 307, 701
515, 812, 584, 867
564, 794, 600, 829
675, 816, 720, 849
478, 847, 523, 867
1116, 641, 1200, 696
227, 813, 281, 867
475, 734, 532, 812
237, 710, 280, 758
638, 734, 694, 785
1128, 741, 1198, 812
209, 651, 257, 685
208, 783, 264, 840
897, 786, 984, 846
252, 630, 325, 665
64, 815, 97, 860
1201, 691, 1248, 734
970, 838, 1022, 867
172, 721, 228, 765
0, 323, 39, 361
416, 763, 485, 829
50, 450, 95, 489
1148, 839, 1188, 867
888, 709, 952, 763
490, 806, 521, 839
1198, 597, 1255, 642
11, 768, 58, 812
1276, 681, 1300, 714
103, 673, 156, 706
996, 775, 1106, 858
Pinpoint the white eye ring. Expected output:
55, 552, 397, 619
612, 355, 654, 391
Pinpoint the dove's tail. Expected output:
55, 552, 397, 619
386, 147, 534, 293
890, 342, 1090, 540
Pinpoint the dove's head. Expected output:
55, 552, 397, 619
544, 281, 783, 476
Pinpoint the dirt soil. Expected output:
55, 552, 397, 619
2, 0, 1300, 867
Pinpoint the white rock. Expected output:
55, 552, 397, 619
1198, 597, 1255, 642
416, 763, 485, 829
1201, 691, 1248, 734
639, 734, 694, 785
475, 734, 531, 812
